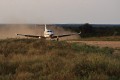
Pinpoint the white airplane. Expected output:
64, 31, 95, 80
17, 24, 81, 41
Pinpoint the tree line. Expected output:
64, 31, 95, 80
57, 23, 120, 38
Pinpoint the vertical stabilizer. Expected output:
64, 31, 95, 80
45, 24, 47, 31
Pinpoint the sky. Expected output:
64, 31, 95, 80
0, 0, 120, 24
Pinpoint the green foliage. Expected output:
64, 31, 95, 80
71, 43, 114, 55
0, 39, 120, 80
60, 24, 120, 38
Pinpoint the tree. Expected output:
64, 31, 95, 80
80, 23, 94, 37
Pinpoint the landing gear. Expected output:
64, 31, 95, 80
50, 37, 59, 41
57, 36, 59, 41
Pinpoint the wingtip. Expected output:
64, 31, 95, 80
78, 32, 81, 34
16, 34, 22, 36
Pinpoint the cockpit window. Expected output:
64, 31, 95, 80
47, 30, 52, 32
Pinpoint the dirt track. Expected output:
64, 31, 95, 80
69, 41, 120, 49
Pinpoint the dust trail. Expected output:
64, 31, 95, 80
0, 24, 42, 39
0, 24, 80, 40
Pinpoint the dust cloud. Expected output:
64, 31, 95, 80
0, 24, 80, 40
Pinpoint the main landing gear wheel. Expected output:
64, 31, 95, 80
57, 36, 59, 41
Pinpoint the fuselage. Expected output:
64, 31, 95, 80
44, 30, 54, 38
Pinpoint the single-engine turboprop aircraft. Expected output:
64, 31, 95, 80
17, 24, 81, 41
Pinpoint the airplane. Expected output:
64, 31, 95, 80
17, 24, 81, 41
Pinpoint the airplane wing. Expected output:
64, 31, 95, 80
52, 32, 81, 38
17, 34, 45, 38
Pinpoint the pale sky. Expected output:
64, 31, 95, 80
0, 0, 120, 24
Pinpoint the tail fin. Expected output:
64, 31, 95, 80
45, 24, 47, 31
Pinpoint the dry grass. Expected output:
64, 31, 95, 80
69, 41, 120, 49
0, 38, 120, 80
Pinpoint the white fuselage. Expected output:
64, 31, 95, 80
44, 29, 54, 38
